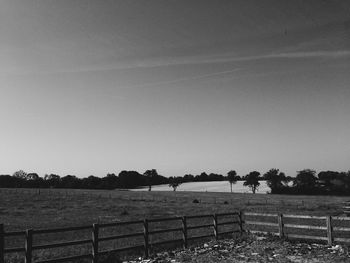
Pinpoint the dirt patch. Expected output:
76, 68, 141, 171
123, 234, 350, 263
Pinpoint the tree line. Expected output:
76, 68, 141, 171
239, 168, 350, 196
0, 170, 232, 191
1, 168, 350, 195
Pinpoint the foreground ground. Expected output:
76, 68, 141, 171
2, 188, 350, 262
123, 234, 350, 263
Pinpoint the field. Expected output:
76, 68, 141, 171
2, 188, 350, 262
1, 187, 349, 231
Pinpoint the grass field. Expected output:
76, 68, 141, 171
1, 187, 349, 231
1, 188, 350, 262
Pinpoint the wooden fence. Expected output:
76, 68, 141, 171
3, 211, 350, 263
244, 212, 350, 245
0, 212, 242, 263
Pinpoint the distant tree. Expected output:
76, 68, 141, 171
26, 173, 39, 180
81, 175, 102, 189
0, 174, 16, 188
12, 170, 27, 179
60, 175, 80, 188
101, 173, 120, 189
183, 174, 194, 182
144, 169, 159, 191
317, 171, 342, 192
227, 170, 239, 193
293, 169, 317, 190
168, 177, 182, 191
44, 174, 61, 188
263, 168, 289, 193
243, 171, 261, 194
208, 173, 225, 181
119, 170, 145, 188
195, 172, 209, 182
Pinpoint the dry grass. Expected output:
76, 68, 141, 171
1, 188, 350, 262
2, 187, 349, 230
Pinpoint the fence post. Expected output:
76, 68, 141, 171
238, 211, 244, 235
182, 216, 188, 249
326, 216, 333, 246
143, 219, 149, 258
92, 224, 99, 263
277, 213, 284, 238
25, 229, 33, 263
0, 224, 4, 263
213, 214, 218, 240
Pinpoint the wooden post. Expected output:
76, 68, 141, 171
238, 211, 244, 235
326, 216, 333, 246
182, 216, 188, 249
0, 224, 4, 263
143, 219, 149, 258
213, 214, 218, 240
25, 229, 33, 263
277, 213, 284, 238
92, 224, 99, 263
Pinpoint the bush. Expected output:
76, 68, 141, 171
192, 199, 200, 203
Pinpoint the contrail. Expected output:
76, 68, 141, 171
126, 68, 241, 88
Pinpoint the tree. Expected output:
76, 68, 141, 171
183, 174, 194, 182
101, 173, 120, 189
293, 169, 317, 190
243, 171, 260, 194
227, 170, 239, 193
26, 173, 39, 180
144, 169, 158, 191
60, 175, 80, 188
317, 171, 341, 192
119, 170, 145, 188
12, 170, 27, 179
168, 177, 182, 191
263, 168, 289, 193
44, 174, 61, 188
195, 172, 209, 182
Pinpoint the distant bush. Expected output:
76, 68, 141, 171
192, 199, 200, 203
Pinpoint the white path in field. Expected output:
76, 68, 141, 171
133, 181, 270, 193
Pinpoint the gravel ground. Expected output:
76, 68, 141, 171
122, 234, 350, 263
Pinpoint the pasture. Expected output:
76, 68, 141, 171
1, 188, 349, 231
1, 188, 350, 262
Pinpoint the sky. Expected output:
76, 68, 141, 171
1, 0, 350, 178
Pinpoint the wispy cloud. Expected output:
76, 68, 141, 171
3, 49, 349, 76
124, 68, 242, 88
263, 50, 350, 59
74, 49, 350, 72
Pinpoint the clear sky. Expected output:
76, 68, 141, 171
1, 0, 350, 178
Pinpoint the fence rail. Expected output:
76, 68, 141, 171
0, 212, 240, 263
244, 212, 350, 245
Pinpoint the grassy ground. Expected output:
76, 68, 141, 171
1, 187, 349, 230
1, 188, 350, 262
